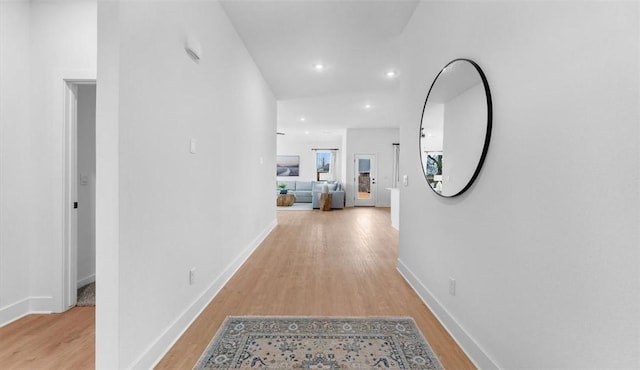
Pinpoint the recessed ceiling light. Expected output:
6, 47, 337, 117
313, 63, 325, 70
300, 117, 306, 122
304, 130, 310, 135
364, 104, 372, 109
386, 70, 397, 78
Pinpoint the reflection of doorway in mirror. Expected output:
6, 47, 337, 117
425, 151, 443, 194
354, 154, 376, 206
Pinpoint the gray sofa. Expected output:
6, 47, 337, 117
277, 181, 313, 203
311, 182, 345, 209
277, 181, 345, 209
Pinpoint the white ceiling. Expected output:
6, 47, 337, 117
220, 0, 419, 136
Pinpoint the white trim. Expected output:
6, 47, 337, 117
0, 296, 55, 328
62, 81, 78, 312
77, 273, 96, 289
127, 219, 278, 369
0, 298, 31, 327
397, 259, 500, 370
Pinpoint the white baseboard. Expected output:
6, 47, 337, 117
127, 218, 278, 369
397, 259, 500, 369
0, 296, 54, 328
77, 274, 96, 288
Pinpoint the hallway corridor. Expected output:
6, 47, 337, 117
0, 208, 473, 369
159, 208, 473, 369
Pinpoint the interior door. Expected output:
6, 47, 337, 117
354, 154, 376, 207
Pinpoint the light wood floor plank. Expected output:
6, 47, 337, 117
0, 307, 94, 369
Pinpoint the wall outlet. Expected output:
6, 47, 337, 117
189, 267, 196, 285
449, 278, 456, 296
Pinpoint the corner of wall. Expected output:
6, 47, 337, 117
397, 258, 500, 370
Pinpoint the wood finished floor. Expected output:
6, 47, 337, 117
0, 207, 474, 369
0, 307, 94, 369
158, 208, 474, 369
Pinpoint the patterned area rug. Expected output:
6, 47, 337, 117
194, 316, 443, 369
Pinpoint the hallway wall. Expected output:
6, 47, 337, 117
398, 2, 639, 368
96, 1, 277, 367
0, 0, 32, 324
0, 0, 97, 325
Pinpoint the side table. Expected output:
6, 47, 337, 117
277, 193, 296, 206
319, 193, 332, 211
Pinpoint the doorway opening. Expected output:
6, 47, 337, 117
354, 154, 376, 207
63, 80, 97, 310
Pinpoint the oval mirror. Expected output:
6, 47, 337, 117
419, 59, 492, 197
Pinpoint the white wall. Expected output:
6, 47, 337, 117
96, 1, 277, 367
0, 0, 33, 324
345, 128, 399, 207
421, 102, 444, 152
0, 0, 97, 326
29, 0, 97, 312
398, 2, 639, 369
420, 102, 444, 176
442, 83, 485, 196
277, 134, 343, 183
77, 84, 96, 288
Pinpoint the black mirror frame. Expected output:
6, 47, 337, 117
419, 58, 492, 198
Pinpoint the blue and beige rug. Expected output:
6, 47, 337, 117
194, 316, 443, 369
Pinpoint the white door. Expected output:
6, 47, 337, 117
354, 154, 376, 207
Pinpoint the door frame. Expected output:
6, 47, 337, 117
354, 153, 377, 207
62, 78, 96, 311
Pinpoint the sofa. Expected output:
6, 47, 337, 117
277, 181, 313, 203
277, 180, 345, 209
311, 182, 345, 209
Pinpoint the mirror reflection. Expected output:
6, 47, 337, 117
419, 59, 492, 197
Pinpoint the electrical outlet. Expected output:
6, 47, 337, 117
449, 278, 456, 296
189, 268, 196, 285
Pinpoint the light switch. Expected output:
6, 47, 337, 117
190, 138, 196, 154
403, 175, 408, 186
